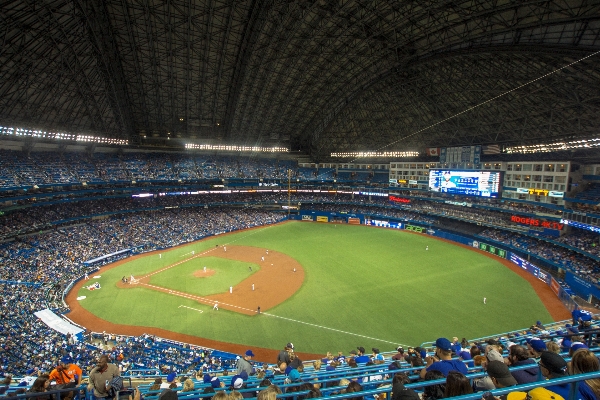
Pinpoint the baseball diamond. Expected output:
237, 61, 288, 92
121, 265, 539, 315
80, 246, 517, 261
1, 1, 600, 396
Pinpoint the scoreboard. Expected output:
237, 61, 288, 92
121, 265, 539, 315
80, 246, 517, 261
428, 169, 502, 198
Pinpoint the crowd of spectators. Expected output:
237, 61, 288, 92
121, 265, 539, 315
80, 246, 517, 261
0, 191, 600, 272
0, 208, 284, 285
555, 230, 600, 257
92, 334, 225, 376
1, 154, 599, 394
479, 228, 600, 282
0, 206, 285, 377
27, 328, 600, 400
0, 150, 357, 188
0, 283, 99, 377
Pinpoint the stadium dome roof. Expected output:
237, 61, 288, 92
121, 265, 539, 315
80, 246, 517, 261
1, 1, 599, 160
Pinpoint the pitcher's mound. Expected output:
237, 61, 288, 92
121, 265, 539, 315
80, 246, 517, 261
193, 269, 216, 278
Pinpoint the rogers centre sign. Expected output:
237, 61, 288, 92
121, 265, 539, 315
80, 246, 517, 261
511, 215, 563, 230
389, 195, 411, 204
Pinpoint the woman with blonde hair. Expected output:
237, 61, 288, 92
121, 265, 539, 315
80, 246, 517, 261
546, 341, 560, 354
212, 391, 229, 400
228, 390, 243, 400
182, 378, 195, 392
571, 349, 600, 400
257, 385, 282, 400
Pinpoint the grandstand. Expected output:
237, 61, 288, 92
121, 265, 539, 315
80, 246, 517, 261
1, 2, 600, 400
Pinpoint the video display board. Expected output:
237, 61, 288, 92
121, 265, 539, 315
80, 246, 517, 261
428, 169, 502, 198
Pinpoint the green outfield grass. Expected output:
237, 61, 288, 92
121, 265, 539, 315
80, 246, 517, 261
77, 221, 553, 355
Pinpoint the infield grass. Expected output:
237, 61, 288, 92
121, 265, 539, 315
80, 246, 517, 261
149, 257, 259, 296
78, 221, 553, 355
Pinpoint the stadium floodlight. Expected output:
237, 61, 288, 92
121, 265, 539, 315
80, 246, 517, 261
0, 125, 128, 145
505, 137, 600, 154
330, 151, 419, 158
185, 143, 288, 153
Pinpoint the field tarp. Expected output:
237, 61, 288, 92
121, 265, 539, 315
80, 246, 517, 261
34, 309, 85, 338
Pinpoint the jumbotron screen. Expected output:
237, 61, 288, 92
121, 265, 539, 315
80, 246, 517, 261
428, 169, 502, 198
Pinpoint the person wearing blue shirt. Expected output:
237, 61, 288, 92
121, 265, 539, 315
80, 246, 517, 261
355, 347, 370, 363
419, 338, 468, 379
572, 306, 581, 325
578, 309, 594, 329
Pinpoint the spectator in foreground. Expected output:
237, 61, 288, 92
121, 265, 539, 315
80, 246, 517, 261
236, 350, 255, 376
485, 361, 518, 389
473, 349, 505, 391
538, 351, 569, 399
507, 345, 539, 384
182, 378, 194, 392
27, 377, 50, 400
570, 349, 600, 400
212, 392, 228, 400
392, 347, 404, 361
149, 378, 162, 391
502, 387, 564, 400
526, 338, 546, 358
444, 371, 472, 397
257, 385, 282, 400
49, 356, 82, 387
422, 370, 445, 400
346, 381, 364, 400
420, 338, 468, 379
391, 373, 418, 400
87, 355, 120, 400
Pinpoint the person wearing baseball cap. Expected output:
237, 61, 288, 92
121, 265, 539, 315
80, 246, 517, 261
160, 372, 180, 389
49, 355, 82, 387
527, 338, 547, 358
419, 338, 468, 379
230, 375, 244, 390
538, 351, 569, 399
506, 387, 564, 400
392, 346, 404, 361
486, 361, 518, 388
210, 377, 222, 389
277, 343, 293, 366
236, 350, 255, 377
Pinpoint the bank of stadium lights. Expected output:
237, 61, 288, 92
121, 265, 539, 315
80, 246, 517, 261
505, 138, 600, 154
185, 143, 288, 153
330, 151, 420, 158
0, 126, 128, 145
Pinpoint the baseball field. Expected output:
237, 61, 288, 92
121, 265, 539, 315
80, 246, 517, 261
71, 221, 558, 357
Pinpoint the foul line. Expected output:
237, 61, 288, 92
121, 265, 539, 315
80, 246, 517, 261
178, 305, 204, 313
259, 311, 410, 348
140, 226, 274, 280
139, 281, 409, 348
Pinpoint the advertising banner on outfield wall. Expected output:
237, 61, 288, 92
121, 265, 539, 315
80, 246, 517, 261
301, 215, 313, 221
551, 277, 561, 296
316, 216, 329, 222
365, 219, 403, 229
565, 271, 600, 300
